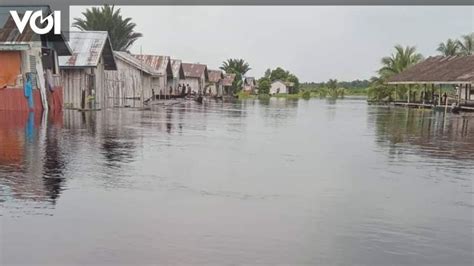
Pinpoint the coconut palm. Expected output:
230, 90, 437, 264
73, 5, 143, 51
370, 45, 423, 101
457, 33, 474, 55
436, 39, 460, 56
379, 45, 423, 78
220, 59, 251, 93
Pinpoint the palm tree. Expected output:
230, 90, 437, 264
457, 33, 474, 55
372, 45, 423, 101
220, 59, 251, 93
436, 39, 460, 56
379, 45, 423, 78
72, 5, 143, 51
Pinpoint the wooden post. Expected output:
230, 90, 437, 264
408, 85, 411, 104
438, 85, 442, 106
431, 84, 434, 104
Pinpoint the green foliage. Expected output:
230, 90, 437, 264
437, 39, 460, 56
220, 58, 251, 94
457, 33, 474, 55
263, 67, 300, 94
257, 77, 271, 95
302, 91, 311, 99
73, 5, 143, 51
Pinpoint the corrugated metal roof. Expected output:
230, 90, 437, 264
58, 31, 116, 70
387, 55, 474, 84
134, 54, 172, 77
170, 59, 184, 79
222, 73, 236, 86
208, 69, 224, 83
244, 77, 256, 86
182, 63, 208, 79
113, 51, 154, 75
0, 6, 71, 55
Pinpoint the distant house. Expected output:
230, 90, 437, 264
207, 70, 224, 96
0, 5, 71, 111
270, 80, 294, 94
243, 77, 257, 93
134, 54, 174, 98
170, 59, 185, 96
222, 73, 236, 95
181, 63, 209, 94
105, 51, 154, 107
59, 31, 117, 110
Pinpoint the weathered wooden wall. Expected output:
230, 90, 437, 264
104, 58, 152, 107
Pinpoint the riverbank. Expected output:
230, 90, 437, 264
237, 88, 368, 100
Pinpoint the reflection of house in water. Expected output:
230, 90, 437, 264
371, 108, 474, 160
0, 111, 66, 204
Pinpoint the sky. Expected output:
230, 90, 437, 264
70, 6, 473, 82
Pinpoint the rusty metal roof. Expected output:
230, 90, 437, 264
222, 73, 236, 86
208, 69, 224, 83
182, 63, 208, 80
0, 6, 71, 55
170, 59, 185, 79
113, 51, 154, 75
387, 55, 474, 85
59, 31, 116, 70
134, 54, 172, 77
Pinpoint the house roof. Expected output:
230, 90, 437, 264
134, 54, 173, 77
244, 77, 256, 86
0, 6, 71, 55
170, 59, 185, 79
271, 79, 294, 87
387, 55, 474, 85
222, 73, 236, 86
58, 31, 116, 70
182, 63, 208, 80
113, 51, 154, 75
208, 69, 224, 83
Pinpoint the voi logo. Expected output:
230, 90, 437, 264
9, 10, 61, 35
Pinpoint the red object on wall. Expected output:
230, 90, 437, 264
0, 87, 63, 112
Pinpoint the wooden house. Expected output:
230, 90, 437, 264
243, 77, 257, 93
387, 55, 474, 110
181, 63, 209, 94
207, 70, 224, 96
104, 51, 154, 107
134, 54, 174, 98
59, 31, 117, 110
170, 59, 185, 96
222, 73, 236, 95
0, 5, 71, 112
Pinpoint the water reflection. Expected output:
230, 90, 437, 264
370, 107, 474, 161
0, 110, 65, 204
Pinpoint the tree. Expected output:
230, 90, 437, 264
287, 74, 300, 94
327, 79, 338, 90
257, 77, 271, 95
457, 33, 474, 55
220, 58, 251, 93
73, 5, 143, 51
379, 45, 423, 78
370, 45, 423, 101
264, 68, 272, 78
269, 67, 289, 81
437, 38, 460, 56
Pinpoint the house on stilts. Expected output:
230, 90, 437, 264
181, 63, 209, 94
133, 54, 174, 99
0, 5, 71, 112
207, 70, 224, 97
59, 31, 117, 110
387, 55, 474, 112
104, 51, 155, 107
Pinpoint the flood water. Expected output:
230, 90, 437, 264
1, 97, 473, 265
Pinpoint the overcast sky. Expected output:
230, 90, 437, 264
70, 6, 473, 82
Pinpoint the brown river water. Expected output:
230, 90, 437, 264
0, 97, 473, 265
